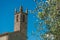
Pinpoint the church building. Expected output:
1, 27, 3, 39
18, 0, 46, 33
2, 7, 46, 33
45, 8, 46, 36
0, 6, 28, 40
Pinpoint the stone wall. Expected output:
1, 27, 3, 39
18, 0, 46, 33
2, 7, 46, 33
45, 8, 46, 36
8, 31, 26, 40
0, 35, 8, 40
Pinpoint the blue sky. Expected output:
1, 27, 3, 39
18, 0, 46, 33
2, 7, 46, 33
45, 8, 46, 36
0, 0, 46, 40
0, 0, 35, 33
0, 0, 37, 40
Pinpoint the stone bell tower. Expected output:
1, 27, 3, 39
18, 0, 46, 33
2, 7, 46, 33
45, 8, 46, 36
14, 6, 28, 31
14, 6, 28, 34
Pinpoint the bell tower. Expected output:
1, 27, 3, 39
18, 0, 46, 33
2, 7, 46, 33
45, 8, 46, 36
14, 6, 28, 34
14, 6, 28, 40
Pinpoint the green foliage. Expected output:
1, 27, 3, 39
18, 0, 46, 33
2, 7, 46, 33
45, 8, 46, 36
33, 0, 60, 40
38, 12, 45, 19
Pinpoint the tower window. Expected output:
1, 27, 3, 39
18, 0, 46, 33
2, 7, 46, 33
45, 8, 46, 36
16, 15, 19, 22
23, 15, 25, 22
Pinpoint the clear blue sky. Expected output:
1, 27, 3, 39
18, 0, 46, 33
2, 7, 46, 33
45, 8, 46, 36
0, 0, 46, 40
